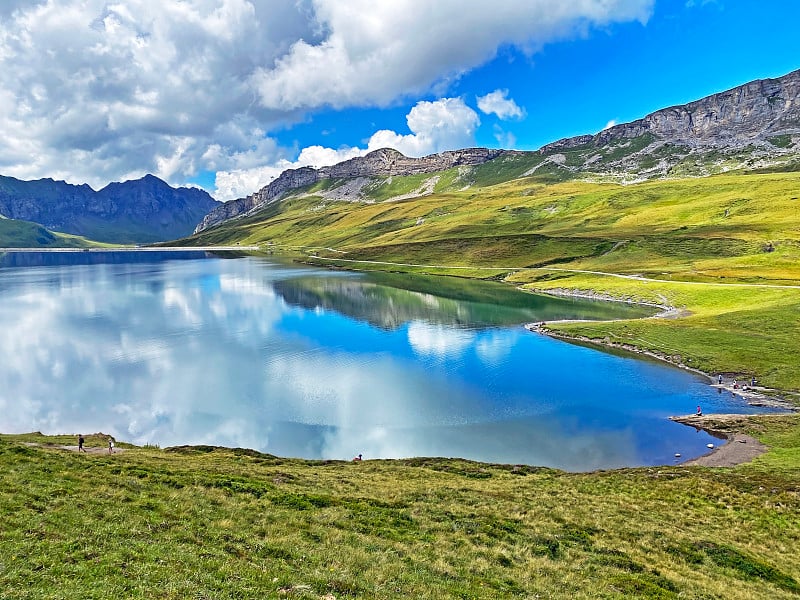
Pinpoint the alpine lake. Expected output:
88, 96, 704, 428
0, 250, 776, 470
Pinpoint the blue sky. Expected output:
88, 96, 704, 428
278, 0, 800, 156
0, 0, 797, 200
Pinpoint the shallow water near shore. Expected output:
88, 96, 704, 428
0, 251, 779, 470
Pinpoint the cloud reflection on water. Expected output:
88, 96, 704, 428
0, 253, 757, 470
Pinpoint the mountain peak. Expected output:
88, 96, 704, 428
141, 173, 167, 184
0, 174, 218, 244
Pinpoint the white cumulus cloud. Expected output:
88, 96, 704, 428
0, 0, 315, 188
368, 97, 480, 157
214, 97, 480, 199
252, 0, 653, 110
477, 89, 526, 120
0, 0, 654, 192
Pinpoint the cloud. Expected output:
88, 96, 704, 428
367, 97, 480, 157
0, 0, 315, 188
252, 0, 653, 110
214, 97, 480, 199
477, 89, 526, 120
0, 0, 654, 191
493, 125, 518, 149
603, 119, 618, 130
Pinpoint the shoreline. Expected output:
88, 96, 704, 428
0, 245, 260, 252
669, 414, 770, 467
523, 295, 798, 468
525, 324, 798, 412
527, 320, 797, 467
9, 421, 771, 468
8, 409, 796, 470
523, 286, 672, 314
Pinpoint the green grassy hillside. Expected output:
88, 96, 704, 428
190, 171, 800, 277
0, 217, 97, 248
184, 171, 800, 391
2, 419, 799, 599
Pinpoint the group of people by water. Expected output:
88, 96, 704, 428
696, 374, 760, 417
717, 374, 757, 389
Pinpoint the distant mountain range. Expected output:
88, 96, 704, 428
2, 69, 798, 247
0, 174, 217, 245
196, 68, 800, 233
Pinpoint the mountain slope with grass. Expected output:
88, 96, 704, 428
195, 69, 800, 233
184, 168, 800, 392
0, 216, 97, 248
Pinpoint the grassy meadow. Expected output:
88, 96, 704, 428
1, 421, 799, 599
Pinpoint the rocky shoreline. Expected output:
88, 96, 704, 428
523, 287, 799, 467
529, 325, 797, 466
669, 414, 772, 467
526, 320, 798, 411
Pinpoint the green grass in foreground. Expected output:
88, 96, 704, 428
1, 418, 799, 599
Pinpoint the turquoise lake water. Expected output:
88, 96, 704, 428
0, 251, 773, 470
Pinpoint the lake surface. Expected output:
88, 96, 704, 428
0, 251, 773, 470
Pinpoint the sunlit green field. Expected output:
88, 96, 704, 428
1, 420, 799, 599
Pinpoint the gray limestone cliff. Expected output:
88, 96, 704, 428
541, 69, 800, 153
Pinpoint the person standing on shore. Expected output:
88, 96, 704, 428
718, 374, 723, 385
108, 437, 114, 454
78, 434, 85, 452
696, 405, 703, 416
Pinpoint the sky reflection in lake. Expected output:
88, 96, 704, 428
0, 252, 773, 470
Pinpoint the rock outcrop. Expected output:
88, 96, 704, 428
541, 69, 800, 152
0, 174, 218, 243
195, 148, 506, 233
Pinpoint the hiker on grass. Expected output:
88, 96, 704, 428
108, 437, 114, 454
78, 434, 85, 452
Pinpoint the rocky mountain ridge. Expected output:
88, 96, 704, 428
195, 69, 800, 234
541, 68, 800, 152
0, 174, 218, 244
195, 148, 510, 232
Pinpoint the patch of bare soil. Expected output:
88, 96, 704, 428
670, 414, 767, 467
